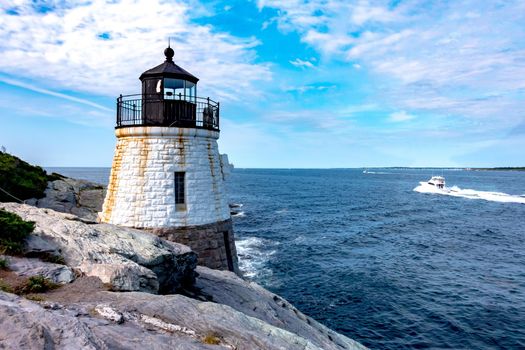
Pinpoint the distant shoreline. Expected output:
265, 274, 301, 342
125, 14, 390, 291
46, 166, 525, 172
371, 167, 525, 171
471, 167, 525, 171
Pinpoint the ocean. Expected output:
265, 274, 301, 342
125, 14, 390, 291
47, 167, 525, 349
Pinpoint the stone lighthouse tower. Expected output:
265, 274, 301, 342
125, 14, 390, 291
100, 46, 238, 273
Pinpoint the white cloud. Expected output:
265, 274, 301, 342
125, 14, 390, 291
0, 76, 112, 112
350, 0, 400, 25
258, 0, 525, 131
286, 84, 336, 93
388, 111, 415, 122
289, 58, 315, 69
0, 0, 271, 102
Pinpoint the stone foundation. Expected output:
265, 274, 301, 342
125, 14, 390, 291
150, 219, 239, 275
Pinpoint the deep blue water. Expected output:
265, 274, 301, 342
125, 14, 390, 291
48, 167, 525, 349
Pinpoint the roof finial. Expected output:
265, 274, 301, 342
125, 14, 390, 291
164, 37, 174, 62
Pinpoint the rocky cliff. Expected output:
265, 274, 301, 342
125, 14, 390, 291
0, 181, 367, 349
26, 177, 106, 222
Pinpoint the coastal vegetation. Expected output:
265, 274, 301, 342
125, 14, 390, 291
0, 257, 8, 270
16, 275, 60, 295
0, 279, 12, 293
0, 273, 59, 296
474, 167, 525, 171
202, 333, 222, 345
0, 209, 35, 255
0, 151, 63, 202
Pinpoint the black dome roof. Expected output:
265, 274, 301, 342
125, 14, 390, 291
139, 48, 199, 84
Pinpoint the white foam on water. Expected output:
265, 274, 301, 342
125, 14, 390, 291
230, 203, 245, 217
292, 235, 306, 243
363, 170, 390, 174
235, 236, 276, 279
414, 182, 525, 204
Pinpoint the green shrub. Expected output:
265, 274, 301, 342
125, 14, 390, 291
0, 257, 8, 270
25, 294, 45, 302
0, 279, 13, 293
202, 333, 221, 345
0, 209, 35, 254
47, 172, 66, 182
16, 275, 59, 294
0, 151, 50, 202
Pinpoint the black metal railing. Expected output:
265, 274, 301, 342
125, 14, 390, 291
116, 94, 219, 131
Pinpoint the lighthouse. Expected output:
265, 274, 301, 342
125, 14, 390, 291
100, 46, 238, 273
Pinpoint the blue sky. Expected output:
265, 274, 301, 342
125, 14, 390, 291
0, 0, 524, 167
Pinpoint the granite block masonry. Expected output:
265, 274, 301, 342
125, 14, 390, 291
99, 47, 239, 273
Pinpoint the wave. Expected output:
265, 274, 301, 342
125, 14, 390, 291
414, 182, 525, 204
230, 203, 245, 217
235, 237, 276, 279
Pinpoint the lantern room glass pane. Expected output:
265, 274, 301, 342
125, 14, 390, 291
185, 81, 196, 103
163, 78, 183, 100
164, 78, 196, 102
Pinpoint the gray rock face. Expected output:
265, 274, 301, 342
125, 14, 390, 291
1, 255, 75, 284
0, 201, 367, 349
0, 203, 197, 294
0, 292, 106, 350
195, 267, 367, 350
28, 177, 106, 221
0, 289, 366, 350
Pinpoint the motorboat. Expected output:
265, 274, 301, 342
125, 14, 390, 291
427, 176, 445, 189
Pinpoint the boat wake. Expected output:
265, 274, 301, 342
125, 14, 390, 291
414, 182, 525, 204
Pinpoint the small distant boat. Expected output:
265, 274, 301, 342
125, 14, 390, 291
427, 176, 445, 189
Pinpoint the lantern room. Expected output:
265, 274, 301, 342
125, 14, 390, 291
116, 46, 219, 130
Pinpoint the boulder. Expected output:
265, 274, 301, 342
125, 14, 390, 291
1, 255, 75, 284
0, 203, 197, 294
28, 177, 106, 221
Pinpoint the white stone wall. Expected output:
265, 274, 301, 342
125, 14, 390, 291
100, 127, 231, 228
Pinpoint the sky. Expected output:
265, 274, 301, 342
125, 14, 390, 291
0, 0, 524, 168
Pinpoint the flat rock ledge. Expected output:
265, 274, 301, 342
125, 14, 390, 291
0, 285, 367, 350
0, 203, 197, 294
